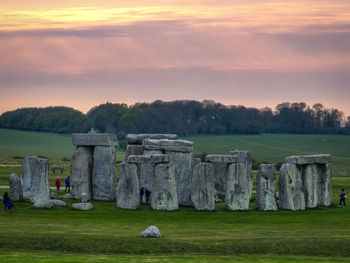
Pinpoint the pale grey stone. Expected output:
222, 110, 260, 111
191, 163, 215, 211
72, 133, 117, 146
318, 163, 332, 206
116, 162, 139, 210
71, 146, 93, 201
33, 200, 54, 209
166, 151, 193, 206
192, 158, 201, 169
128, 154, 169, 164
127, 134, 178, 145
61, 193, 73, 199
225, 163, 250, 210
285, 154, 331, 165
205, 155, 237, 163
143, 150, 163, 155
92, 146, 116, 201
302, 164, 318, 208
256, 164, 277, 211
9, 173, 23, 201
20, 156, 50, 202
212, 162, 228, 201
0, 196, 3, 201
51, 199, 67, 207
72, 202, 94, 210
50, 191, 59, 199
125, 145, 143, 160
81, 192, 88, 203
151, 163, 178, 210
141, 226, 161, 238
279, 163, 305, 210
139, 163, 154, 192
143, 139, 194, 152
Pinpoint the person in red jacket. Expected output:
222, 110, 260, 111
55, 176, 61, 192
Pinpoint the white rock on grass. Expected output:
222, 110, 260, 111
141, 226, 161, 238
62, 193, 73, 199
51, 199, 67, 207
72, 202, 93, 210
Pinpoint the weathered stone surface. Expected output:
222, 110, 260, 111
71, 146, 93, 201
50, 191, 59, 199
302, 164, 318, 208
127, 134, 178, 145
143, 139, 194, 152
20, 156, 50, 202
279, 163, 305, 210
51, 199, 67, 207
116, 162, 139, 210
192, 158, 201, 169
92, 146, 116, 201
33, 200, 53, 209
81, 192, 88, 203
72, 202, 94, 210
318, 163, 332, 206
212, 162, 228, 201
285, 154, 331, 165
256, 164, 277, 211
166, 151, 193, 206
128, 154, 169, 164
225, 163, 250, 210
9, 173, 23, 201
141, 226, 161, 238
125, 145, 143, 160
151, 163, 178, 210
62, 193, 73, 199
72, 133, 117, 146
191, 163, 215, 211
205, 155, 237, 163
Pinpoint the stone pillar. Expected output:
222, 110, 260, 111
256, 164, 277, 211
125, 144, 143, 161
302, 164, 318, 208
318, 163, 332, 206
116, 162, 139, 209
279, 163, 305, 210
191, 162, 215, 211
9, 173, 23, 201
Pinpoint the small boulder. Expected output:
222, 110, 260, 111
51, 199, 67, 207
33, 200, 54, 209
62, 193, 73, 199
72, 202, 93, 210
141, 226, 161, 238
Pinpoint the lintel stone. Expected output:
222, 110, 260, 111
205, 155, 237, 163
285, 154, 331, 165
72, 133, 117, 146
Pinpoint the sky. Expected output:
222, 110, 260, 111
0, 0, 349, 116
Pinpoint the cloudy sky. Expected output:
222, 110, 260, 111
1, 0, 349, 115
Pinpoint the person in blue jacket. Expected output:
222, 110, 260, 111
339, 188, 347, 208
65, 176, 70, 192
3, 192, 14, 213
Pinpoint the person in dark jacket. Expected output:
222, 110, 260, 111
145, 187, 151, 204
339, 188, 347, 208
65, 176, 70, 192
3, 192, 14, 213
140, 186, 145, 204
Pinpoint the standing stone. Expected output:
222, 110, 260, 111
191, 163, 215, 211
225, 163, 250, 210
256, 164, 277, 211
318, 163, 332, 206
92, 146, 116, 201
81, 192, 88, 203
151, 163, 178, 210
9, 173, 23, 201
125, 145, 143, 160
20, 156, 50, 202
212, 163, 228, 201
279, 163, 305, 210
116, 162, 139, 210
71, 146, 93, 200
302, 164, 318, 208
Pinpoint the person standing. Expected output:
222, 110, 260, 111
145, 187, 151, 204
140, 185, 145, 204
3, 192, 14, 213
339, 188, 347, 208
65, 176, 70, 192
55, 176, 61, 192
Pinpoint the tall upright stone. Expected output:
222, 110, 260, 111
191, 163, 215, 211
9, 173, 23, 201
92, 146, 116, 201
256, 164, 277, 211
151, 163, 178, 210
279, 163, 305, 210
318, 163, 332, 206
116, 162, 139, 209
302, 164, 318, 208
71, 146, 93, 200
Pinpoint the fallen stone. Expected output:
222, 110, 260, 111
51, 199, 67, 207
256, 164, 277, 211
128, 154, 169, 164
125, 145, 143, 160
143, 139, 194, 153
9, 173, 23, 201
33, 200, 54, 209
81, 192, 88, 203
72, 202, 94, 210
285, 154, 331, 165
116, 162, 139, 210
62, 193, 73, 199
302, 164, 318, 208
141, 226, 161, 238
205, 155, 237, 163
318, 163, 332, 206
72, 133, 117, 147
127, 134, 178, 145
50, 191, 59, 199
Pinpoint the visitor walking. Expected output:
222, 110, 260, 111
3, 192, 14, 213
55, 176, 61, 192
339, 188, 347, 208
145, 187, 151, 204
65, 176, 70, 192
140, 185, 145, 204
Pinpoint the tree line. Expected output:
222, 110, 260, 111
1, 101, 349, 137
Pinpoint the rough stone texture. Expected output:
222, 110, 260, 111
81, 192, 88, 203
279, 163, 305, 210
72, 133, 117, 147
285, 154, 331, 165
71, 146, 93, 201
138, 163, 154, 191
256, 164, 277, 211
128, 154, 169, 164
192, 158, 201, 169
62, 193, 73, 199
318, 163, 332, 206
225, 163, 250, 210
127, 134, 178, 145
302, 164, 318, 208
116, 162, 139, 210
33, 200, 54, 209
166, 151, 193, 206
125, 144, 143, 160
151, 163, 178, 210
141, 226, 161, 238
205, 155, 237, 163
9, 173, 23, 201
143, 139, 194, 152
72, 202, 94, 210
50, 191, 59, 199
191, 163, 215, 211
20, 156, 50, 202
212, 162, 228, 201
51, 199, 67, 207
92, 146, 116, 201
